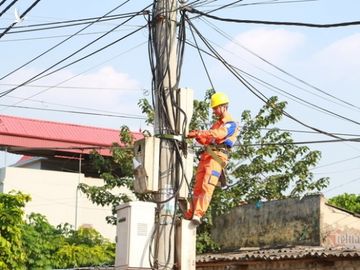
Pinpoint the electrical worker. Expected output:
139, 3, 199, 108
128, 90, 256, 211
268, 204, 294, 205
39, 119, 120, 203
184, 92, 239, 225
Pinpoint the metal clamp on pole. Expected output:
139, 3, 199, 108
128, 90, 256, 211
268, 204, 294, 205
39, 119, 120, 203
155, 134, 184, 142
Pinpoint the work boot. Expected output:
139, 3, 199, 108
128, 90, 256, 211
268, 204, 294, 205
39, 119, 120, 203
191, 215, 201, 226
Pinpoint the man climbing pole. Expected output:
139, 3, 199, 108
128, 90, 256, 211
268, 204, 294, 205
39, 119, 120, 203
184, 92, 240, 225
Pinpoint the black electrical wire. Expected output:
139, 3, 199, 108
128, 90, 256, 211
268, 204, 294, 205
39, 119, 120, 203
245, 137, 360, 146
191, 0, 310, 20
152, 3, 188, 193
187, 6, 360, 28
0, 104, 147, 119
183, 37, 360, 130
238, 68, 360, 126
186, 35, 360, 123
34, 25, 147, 86
5, 92, 147, 117
149, 0, 176, 134
0, 0, 7, 7
2, 11, 141, 31
183, 22, 360, 140
187, 14, 215, 91
0, 28, 135, 42
0, 0, 17, 18
0, 0, 135, 81
323, 176, 360, 194
7, 136, 360, 152
185, 27, 360, 126
0, 0, 42, 39
0, 7, 149, 99
201, 17, 360, 112
311, 154, 360, 170
219, 0, 319, 9
1, 41, 147, 110
5, 12, 145, 34
185, 15, 344, 140
260, 128, 360, 138
191, 0, 223, 9
0, 83, 144, 91
148, 2, 190, 269
193, 0, 244, 15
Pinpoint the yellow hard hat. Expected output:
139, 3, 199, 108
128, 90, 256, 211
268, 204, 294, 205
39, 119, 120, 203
210, 92, 229, 108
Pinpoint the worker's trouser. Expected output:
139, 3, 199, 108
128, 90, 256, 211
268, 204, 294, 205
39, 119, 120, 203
184, 153, 226, 219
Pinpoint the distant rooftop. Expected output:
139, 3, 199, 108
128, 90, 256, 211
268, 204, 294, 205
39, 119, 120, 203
197, 246, 360, 265
0, 114, 143, 157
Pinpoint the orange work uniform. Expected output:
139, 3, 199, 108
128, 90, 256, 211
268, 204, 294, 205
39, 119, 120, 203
185, 111, 239, 219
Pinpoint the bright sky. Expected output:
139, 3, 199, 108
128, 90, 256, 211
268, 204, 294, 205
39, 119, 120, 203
1, 0, 360, 198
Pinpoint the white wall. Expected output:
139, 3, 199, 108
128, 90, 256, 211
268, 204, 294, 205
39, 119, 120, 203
0, 167, 132, 241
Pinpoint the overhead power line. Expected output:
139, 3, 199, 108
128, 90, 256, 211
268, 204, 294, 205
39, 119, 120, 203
311, 154, 360, 170
0, 28, 136, 42
192, 0, 318, 9
1, 41, 147, 111
201, 18, 360, 112
0, 0, 17, 18
186, 6, 360, 28
185, 15, 344, 140
0, 0, 7, 7
32, 25, 147, 83
0, 0, 42, 39
0, 0, 134, 81
0, 104, 147, 119
0, 7, 148, 99
192, 0, 244, 15
3, 12, 145, 34
238, 69, 360, 126
247, 137, 360, 146
2, 11, 141, 30
260, 128, 360, 138
226, 0, 319, 8
0, 83, 144, 91
323, 176, 360, 194
184, 36, 360, 129
5, 91, 360, 138
10, 136, 360, 153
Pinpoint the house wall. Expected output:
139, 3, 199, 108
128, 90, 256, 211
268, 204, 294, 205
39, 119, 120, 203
321, 197, 360, 248
196, 259, 360, 270
212, 195, 322, 249
0, 166, 133, 241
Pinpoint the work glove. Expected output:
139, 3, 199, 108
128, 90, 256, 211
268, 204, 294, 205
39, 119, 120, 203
187, 130, 199, 139
196, 136, 208, 145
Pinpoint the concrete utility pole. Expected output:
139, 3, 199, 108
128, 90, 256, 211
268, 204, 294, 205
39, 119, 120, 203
115, 2, 195, 269
152, 0, 179, 268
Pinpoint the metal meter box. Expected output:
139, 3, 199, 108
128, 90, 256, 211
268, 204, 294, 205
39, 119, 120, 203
133, 137, 160, 193
115, 201, 156, 269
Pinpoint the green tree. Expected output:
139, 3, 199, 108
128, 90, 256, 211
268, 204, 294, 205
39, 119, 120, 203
79, 92, 329, 253
0, 191, 29, 270
22, 215, 115, 269
79, 125, 150, 225
52, 227, 115, 269
211, 95, 329, 210
195, 93, 329, 252
21, 213, 64, 270
328, 193, 360, 214
0, 191, 114, 269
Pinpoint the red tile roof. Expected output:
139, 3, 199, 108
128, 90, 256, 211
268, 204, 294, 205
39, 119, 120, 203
0, 114, 143, 157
